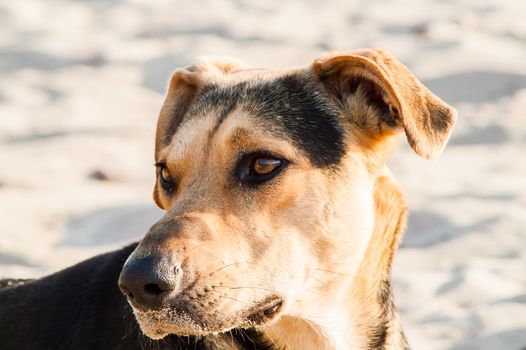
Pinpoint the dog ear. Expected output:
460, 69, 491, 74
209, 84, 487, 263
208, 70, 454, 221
155, 66, 204, 154
312, 49, 456, 159
155, 57, 249, 154
153, 65, 204, 209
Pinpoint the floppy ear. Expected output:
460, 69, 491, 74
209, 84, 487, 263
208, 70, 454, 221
153, 64, 205, 209
155, 67, 202, 155
312, 48, 456, 159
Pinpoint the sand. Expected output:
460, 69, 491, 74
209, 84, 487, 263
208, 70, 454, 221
0, 0, 525, 349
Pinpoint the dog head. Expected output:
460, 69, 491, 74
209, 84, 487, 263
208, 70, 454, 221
118, 49, 456, 339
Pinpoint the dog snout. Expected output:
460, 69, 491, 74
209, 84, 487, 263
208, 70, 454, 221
118, 255, 180, 310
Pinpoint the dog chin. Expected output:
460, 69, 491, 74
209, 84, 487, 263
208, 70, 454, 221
133, 309, 212, 339
133, 296, 285, 340
139, 325, 170, 340
137, 316, 236, 340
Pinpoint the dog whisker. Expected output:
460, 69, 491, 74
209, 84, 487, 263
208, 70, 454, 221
207, 261, 253, 276
205, 289, 251, 307
211, 285, 276, 293
314, 268, 348, 276
241, 329, 254, 344
217, 295, 250, 306
309, 275, 329, 289
266, 333, 279, 349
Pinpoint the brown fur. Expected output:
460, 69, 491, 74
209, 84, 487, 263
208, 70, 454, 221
122, 49, 456, 349
349, 174, 410, 350
312, 48, 457, 159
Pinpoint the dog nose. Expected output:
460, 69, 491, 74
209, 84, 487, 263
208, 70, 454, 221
118, 255, 179, 310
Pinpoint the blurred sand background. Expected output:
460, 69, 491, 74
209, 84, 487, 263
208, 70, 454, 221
1, 0, 525, 349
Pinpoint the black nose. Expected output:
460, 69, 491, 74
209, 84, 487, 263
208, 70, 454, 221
118, 255, 179, 310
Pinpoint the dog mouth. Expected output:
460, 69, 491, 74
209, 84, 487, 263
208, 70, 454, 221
133, 295, 284, 339
244, 296, 284, 325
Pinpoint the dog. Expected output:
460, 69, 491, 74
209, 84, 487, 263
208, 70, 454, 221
117, 48, 456, 349
0, 243, 274, 349
0, 48, 455, 349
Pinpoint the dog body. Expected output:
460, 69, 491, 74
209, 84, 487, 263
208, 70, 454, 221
117, 49, 456, 349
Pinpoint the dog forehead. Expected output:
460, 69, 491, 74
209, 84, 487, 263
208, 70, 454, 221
162, 73, 346, 168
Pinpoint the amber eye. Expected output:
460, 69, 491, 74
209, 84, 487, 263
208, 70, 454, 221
236, 153, 287, 187
252, 158, 282, 175
156, 163, 176, 193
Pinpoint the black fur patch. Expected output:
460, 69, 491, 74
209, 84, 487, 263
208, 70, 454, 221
0, 244, 276, 350
0, 278, 31, 289
228, 328, 277, 350
367, 278, 393, 350
187, 75, 346, 168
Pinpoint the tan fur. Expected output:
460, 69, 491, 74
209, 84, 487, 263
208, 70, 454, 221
262, 174, 409, 350
349, 174, 409, 349
312, 48, 457, 159
126, 49, 456, 349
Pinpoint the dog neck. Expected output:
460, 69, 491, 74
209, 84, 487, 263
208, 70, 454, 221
347, 175, 410, 349
262, 175, 410, 350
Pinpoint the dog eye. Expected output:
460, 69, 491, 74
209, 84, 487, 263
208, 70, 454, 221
156, 163, 176, 193
237, 154, 287, 186
252, 158, 282, 176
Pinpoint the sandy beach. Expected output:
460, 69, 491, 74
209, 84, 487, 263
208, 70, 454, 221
1, 0, 525, 348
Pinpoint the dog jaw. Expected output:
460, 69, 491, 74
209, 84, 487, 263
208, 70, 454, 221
131, 295, 285, 340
